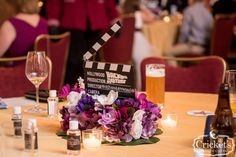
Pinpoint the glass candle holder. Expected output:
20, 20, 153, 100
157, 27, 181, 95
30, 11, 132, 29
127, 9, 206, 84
161, 113, 178, 128
83, 129, 102, 149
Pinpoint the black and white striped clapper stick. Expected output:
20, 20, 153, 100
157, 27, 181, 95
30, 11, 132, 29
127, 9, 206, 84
83, 21, 122, 61
83, 20, 135, 98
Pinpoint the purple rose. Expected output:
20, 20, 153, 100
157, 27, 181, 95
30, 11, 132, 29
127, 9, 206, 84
141, 113, 158, 139
98, 109, 117, 126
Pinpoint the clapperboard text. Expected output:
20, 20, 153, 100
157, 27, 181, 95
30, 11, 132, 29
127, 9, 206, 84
84, 61, 135, 98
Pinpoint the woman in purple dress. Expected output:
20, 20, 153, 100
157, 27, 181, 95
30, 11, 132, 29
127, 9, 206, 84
0, 0, 48, 57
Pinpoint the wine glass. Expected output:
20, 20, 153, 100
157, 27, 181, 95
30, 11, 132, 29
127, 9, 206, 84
25, 51, 48, 113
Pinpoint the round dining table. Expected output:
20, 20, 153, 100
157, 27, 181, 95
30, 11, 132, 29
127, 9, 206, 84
142, 15, 182, 57
0, 92, 218, 157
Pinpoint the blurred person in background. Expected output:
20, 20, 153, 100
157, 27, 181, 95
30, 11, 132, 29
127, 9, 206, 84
141, 0, 188, 16
211, 0, 236, 16
46, 0, 119, 85
0, 0, 48, 58
122, 0, 155, 90
163, 0, 188, 13
166, 0, 213, 57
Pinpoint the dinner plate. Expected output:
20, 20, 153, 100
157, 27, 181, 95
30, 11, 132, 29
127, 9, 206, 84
187, 110, 214, 116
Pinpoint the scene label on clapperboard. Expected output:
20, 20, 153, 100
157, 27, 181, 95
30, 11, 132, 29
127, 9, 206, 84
83, 21, 135, 98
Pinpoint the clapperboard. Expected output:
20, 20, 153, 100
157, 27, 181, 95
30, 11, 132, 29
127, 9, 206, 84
83, 21, 135, 98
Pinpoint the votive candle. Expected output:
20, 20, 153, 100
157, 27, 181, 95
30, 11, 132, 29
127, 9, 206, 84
83, 129, 102, 149
161, 114, 177, 128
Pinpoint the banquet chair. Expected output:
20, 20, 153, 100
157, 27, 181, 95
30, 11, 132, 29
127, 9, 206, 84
210, 14, 235, 59
102, 15, 135, 64
34, 32, 70, 91
0, 56, 52, 98
141, 56, 226, 94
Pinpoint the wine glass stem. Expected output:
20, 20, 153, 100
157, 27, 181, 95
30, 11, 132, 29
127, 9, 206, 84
35, 85, 40, 110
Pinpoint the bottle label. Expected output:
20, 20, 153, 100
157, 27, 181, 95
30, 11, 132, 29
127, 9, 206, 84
193, 131, 235, 156
24, 133, 32, 150
211, 136, 228, 155
15, 128, 22, 136
48, 101, 55, 115
13, 119, 22, 127
13, 119, 22, 136
67, 134, 80, 150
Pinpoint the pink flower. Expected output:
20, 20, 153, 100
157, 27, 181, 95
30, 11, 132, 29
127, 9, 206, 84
120, 106, 129, 119
59, 84, 71, 98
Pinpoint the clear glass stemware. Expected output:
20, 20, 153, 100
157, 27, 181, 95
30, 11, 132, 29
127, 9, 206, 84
25, 51, 48, 113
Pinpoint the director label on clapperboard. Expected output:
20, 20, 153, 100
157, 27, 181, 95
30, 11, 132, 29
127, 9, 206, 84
83, 21, 135, 98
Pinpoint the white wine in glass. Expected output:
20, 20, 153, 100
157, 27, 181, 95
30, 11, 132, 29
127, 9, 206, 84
25, 51, 48, 113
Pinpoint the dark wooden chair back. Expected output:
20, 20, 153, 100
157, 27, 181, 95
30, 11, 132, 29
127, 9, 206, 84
210, 14, 235, 59
102, 15, 135, 64
34, 32, 70, 91
0, 56, 52, 98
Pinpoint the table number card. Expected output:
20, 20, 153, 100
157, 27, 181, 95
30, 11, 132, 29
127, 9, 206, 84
83, 21, 135, 98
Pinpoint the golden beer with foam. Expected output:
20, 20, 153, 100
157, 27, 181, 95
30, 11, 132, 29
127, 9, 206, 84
146, 64, 165, 107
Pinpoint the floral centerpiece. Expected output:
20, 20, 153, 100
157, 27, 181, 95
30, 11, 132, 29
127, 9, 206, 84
58, 80, 162, 145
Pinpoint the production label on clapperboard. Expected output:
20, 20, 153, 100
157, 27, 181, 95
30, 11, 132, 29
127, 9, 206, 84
84, 61, 135, 98
83, 21, 135, 98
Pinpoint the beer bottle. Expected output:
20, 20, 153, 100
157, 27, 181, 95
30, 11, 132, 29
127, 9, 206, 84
210, 83, 235, 156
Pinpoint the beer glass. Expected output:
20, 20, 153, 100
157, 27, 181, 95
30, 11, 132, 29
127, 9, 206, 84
225, 70, 236, 113
145, 64, 165, 108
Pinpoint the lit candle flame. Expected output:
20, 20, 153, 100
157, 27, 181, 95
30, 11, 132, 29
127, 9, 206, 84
163, 16, 170, 23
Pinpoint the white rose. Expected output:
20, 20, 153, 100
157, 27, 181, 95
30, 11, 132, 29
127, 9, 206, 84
67, 91, 85, 107
130, 121, 143, 139
132, 110, 145, 121
97, 90, 118, 105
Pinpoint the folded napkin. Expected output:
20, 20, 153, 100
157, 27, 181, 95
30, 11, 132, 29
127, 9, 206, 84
0, 98, 8, 109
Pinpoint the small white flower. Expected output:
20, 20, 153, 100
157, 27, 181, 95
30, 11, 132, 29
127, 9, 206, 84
77, 77, 85, 89
130, 110, 145, 139
97, 90, 118, 105
132, 110, 145, 121
67, 91, 85, 107
130, 121, 143, 139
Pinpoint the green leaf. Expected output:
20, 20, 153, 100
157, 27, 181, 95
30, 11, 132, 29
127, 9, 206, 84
56, 130, 67, 139
102, 129, 163, 146
102, 141, 111, 144
112, 104, 118, 109
155, 128, 163, 135
105, 137, 160, 146
127, 107, 135, 117
84, 104, 90, 110
57, 129, 163, 145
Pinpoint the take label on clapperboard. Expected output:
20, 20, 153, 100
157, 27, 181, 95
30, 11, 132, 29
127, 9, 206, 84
83, 21, 135, 98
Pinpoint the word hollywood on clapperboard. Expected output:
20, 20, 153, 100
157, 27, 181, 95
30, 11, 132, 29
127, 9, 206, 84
86, 71, 127, 84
